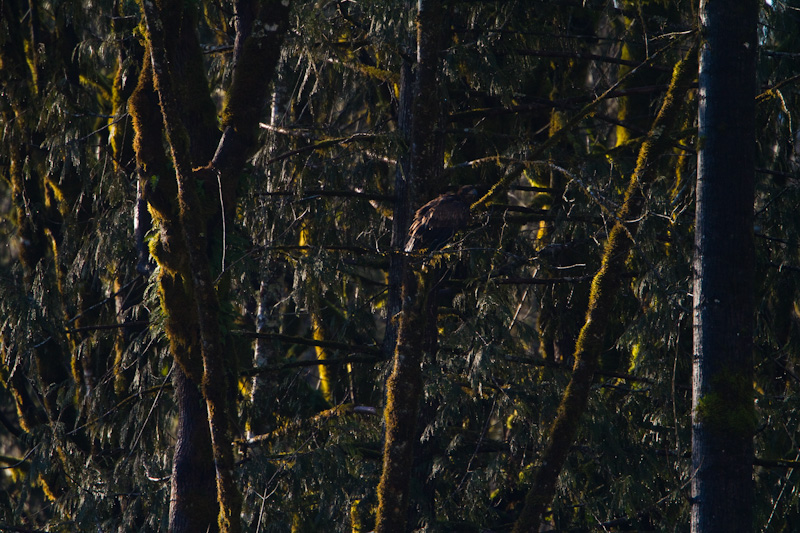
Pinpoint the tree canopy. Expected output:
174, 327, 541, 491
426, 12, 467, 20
1, 0, 799, 531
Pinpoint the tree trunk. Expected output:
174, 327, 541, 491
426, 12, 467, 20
383, 59, 413, 361
691, 1, 757, 531
376, 1, 444, 530
376, 271, 429, 533
133, 1, 290, 530
169, 367, 218, 533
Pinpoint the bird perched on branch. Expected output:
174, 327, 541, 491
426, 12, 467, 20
404, 185, 483, 252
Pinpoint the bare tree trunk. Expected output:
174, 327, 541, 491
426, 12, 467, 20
691, 1, 757, 531
250, 62, 288, 437
169, 367, 218, 533
383, 59, 413, 360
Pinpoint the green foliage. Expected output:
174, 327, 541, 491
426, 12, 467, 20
0, 0, 799, 531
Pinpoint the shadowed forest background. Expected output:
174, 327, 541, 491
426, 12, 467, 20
0, 0, 798, 531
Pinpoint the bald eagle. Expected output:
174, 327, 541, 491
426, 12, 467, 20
404, 185, 482, 252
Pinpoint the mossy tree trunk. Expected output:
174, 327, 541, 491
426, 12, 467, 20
376, 270, 430, 533
132, 1, 290, 531
129, 14, 220, 531
376, 1, 444, 531
691, 1, 757, 530
512, 45, 698, 533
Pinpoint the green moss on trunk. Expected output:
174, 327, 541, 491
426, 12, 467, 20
512, 44, 699, 533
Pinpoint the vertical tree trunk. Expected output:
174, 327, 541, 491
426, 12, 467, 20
138, 2, 243, 529
169, 367, 219, 533
249, 67, 288, 437
383, 59, 413, 361
408, 0, 445, 203
376, 271, 429, 533
692, 1, 757, 531
376, 1, 444, 531
134, 1, 290, 530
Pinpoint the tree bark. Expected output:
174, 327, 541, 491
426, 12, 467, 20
169, 367, 218, 533
691, 1, 757, 531
408, 0, 445, 203
376, 271, 429, 533
376, 1, 444, 531
135, 1, 290, 531
138, 2, 242, 529
383, 59, 413, 361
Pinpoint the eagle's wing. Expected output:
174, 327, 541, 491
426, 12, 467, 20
405, 192, 472, 252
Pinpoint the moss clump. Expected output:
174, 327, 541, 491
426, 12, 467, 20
695, 372, 757, 437
157, 270, 204, 382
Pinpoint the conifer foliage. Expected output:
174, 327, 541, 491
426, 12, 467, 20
1, 1, 800, 531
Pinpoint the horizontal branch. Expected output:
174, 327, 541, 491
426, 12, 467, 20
754, 457, 800, 468
757, 72, 800, 101
241, 355, 384, 378
504, 355, 655, 384
266, 132, 382, 165
258, 122, 317, 139
235, 331, 382, 356
257, 189, 395, 202
756, 167, 800, 184
0, 449, 33, 471
515, 48, 671, 71
65, 320, 150, 334
262, 244, 381, 255
241, 403, 380, 446
450, 26, 633, 44
501, 210, 605, 224
0, 524, 49, 533
511, 185, 560, 193
495, 275, 592, 285
449, 84, 685, 122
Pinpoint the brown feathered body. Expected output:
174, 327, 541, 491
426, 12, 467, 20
404, 185, 480, 252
